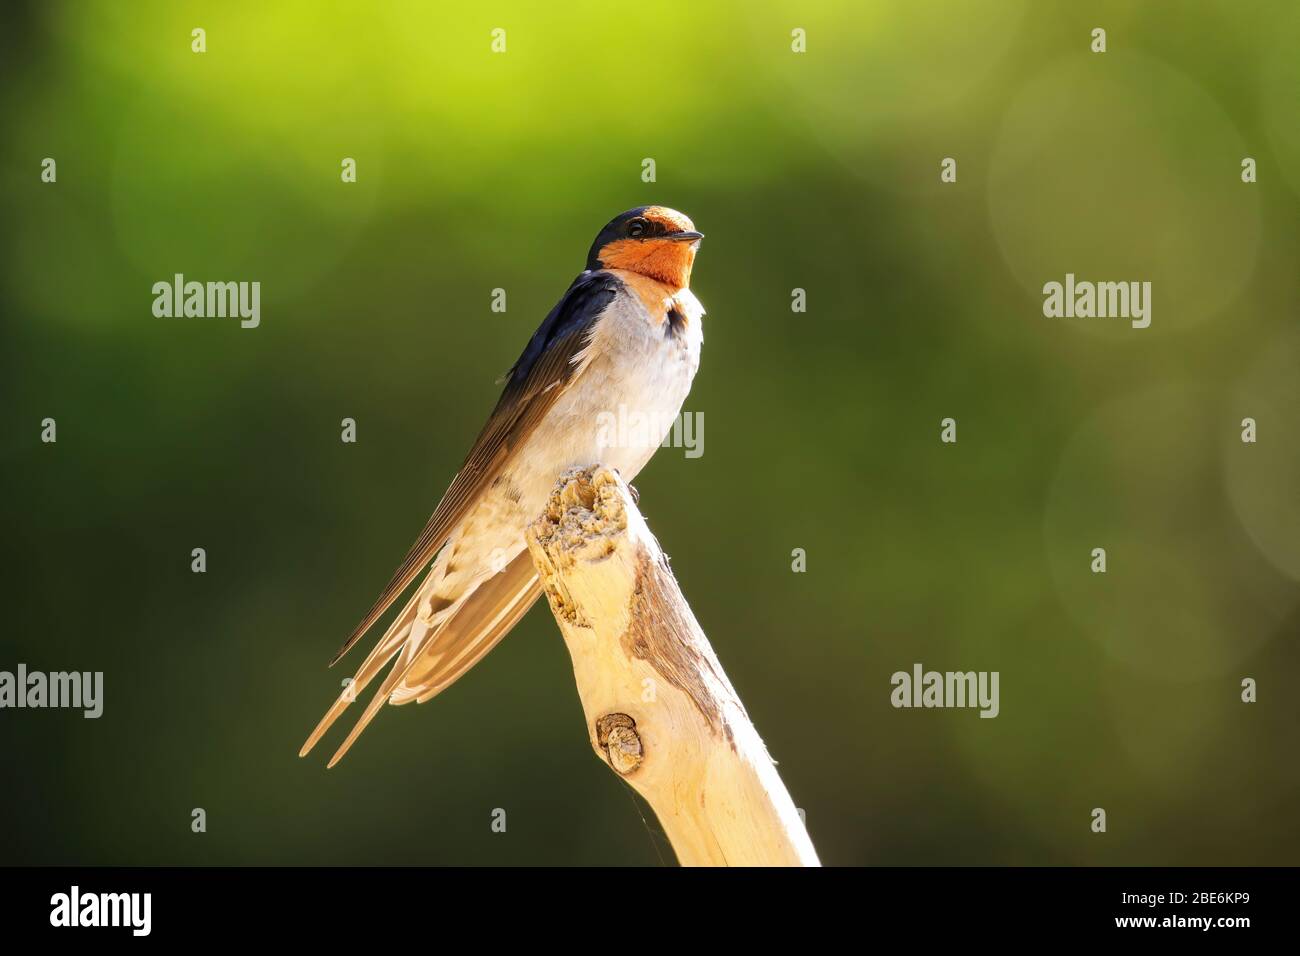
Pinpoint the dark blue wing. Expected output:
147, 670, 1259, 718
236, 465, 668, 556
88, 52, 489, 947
501, 269, 622, 397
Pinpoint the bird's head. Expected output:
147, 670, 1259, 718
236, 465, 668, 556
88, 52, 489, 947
586, 206, 703, 288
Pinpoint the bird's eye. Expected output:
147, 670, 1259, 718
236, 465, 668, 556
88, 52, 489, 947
627, 217, 649, 238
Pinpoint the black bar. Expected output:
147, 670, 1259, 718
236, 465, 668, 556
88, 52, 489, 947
0, 866, 1284, 940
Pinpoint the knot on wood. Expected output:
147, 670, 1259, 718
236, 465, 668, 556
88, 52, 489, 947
525, 466, 632, 628
529, 465, 628, 564
595, 713, 643, 775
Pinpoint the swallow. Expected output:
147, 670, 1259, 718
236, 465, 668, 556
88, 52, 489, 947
301, 206, 706, 766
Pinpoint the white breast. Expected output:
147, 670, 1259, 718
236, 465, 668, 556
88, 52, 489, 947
427, 286, 704, 600
516, 286, 703, 492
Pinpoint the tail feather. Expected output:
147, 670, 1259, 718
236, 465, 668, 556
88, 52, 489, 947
392, 552, 542, 705
299, 582, 428, 759
301, 547, 542, 766
324, 616, 439, 768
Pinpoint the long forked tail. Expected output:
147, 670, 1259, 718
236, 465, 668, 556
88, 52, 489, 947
300, 549, 542, 767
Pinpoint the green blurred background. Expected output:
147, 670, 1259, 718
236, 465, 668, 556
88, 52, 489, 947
2, 0, 1297, 865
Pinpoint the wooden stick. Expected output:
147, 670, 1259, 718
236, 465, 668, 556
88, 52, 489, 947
525, 465, 820, 867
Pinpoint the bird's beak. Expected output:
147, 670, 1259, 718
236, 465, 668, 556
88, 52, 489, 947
667, 230, 704, 242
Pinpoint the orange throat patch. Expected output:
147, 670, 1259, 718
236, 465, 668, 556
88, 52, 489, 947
598, 238, 696, 289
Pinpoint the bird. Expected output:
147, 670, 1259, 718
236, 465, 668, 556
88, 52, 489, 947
300, 206, 706, 767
